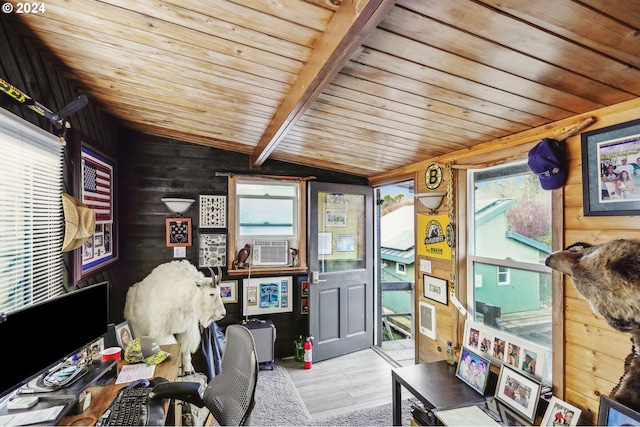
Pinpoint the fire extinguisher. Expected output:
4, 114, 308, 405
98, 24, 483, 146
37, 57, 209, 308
303, 336, 314, 369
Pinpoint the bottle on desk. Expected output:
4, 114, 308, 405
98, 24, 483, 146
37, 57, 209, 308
446, 341, 455, 365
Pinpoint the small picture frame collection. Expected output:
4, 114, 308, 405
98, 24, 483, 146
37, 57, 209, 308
463, 320, 547, 381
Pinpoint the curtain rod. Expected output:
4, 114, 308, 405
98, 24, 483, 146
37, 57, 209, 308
215, 172, 316, 182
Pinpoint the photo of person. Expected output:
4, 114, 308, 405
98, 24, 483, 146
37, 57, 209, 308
115, 321, 135, 348
456, 346, 491, 395
507, 342, 521, 368
522, 350, 537, 375
493, 338, 505, 360
468, 327, 479, 349
479, 331, 493, 354
541, 397, 582, 427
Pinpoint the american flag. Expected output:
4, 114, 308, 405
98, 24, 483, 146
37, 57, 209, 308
82, 147, 112, 223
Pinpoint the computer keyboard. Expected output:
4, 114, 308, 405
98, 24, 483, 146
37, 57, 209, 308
96, 385, 165, 426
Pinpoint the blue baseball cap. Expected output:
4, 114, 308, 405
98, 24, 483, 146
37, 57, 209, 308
528, 138, 566, 190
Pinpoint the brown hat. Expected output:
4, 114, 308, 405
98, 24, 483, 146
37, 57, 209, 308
62, 193, 96, 252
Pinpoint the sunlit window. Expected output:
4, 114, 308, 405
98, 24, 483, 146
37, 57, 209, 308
468, 160, 553, 365
0, 109, 64, 314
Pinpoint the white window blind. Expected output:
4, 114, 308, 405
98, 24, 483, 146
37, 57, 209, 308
0, 108, 65, 314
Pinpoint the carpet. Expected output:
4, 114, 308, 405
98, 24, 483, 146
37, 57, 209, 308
250, 364, 414, 426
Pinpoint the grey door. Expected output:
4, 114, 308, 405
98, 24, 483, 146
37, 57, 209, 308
308, 182, 374, 362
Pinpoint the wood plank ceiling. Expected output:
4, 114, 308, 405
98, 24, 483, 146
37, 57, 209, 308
5, 0, 640, 177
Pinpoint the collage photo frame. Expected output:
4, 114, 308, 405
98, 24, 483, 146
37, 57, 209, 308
463, 319, 547, 382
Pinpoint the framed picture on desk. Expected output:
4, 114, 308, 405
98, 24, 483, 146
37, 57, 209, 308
455, 346, 491, 395
495, 364, 541, 423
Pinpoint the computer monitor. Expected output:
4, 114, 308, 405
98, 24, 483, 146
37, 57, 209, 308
0, 281, 110, 397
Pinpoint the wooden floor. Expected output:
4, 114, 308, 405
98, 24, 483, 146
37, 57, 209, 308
280, 339, 415, 419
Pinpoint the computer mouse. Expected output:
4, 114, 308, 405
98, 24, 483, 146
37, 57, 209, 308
127, 378, 150, 389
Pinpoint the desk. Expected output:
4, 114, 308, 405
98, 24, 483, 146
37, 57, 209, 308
58, 344, 181, 426
391, 361, 497, 426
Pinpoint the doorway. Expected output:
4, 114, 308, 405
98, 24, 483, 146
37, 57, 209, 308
376, 181, 415, 367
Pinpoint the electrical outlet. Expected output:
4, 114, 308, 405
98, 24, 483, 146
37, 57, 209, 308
420, 259, 431, 273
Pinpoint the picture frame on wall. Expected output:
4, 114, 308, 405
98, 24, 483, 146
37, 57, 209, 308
541, 396, 581, 426
219, 280, 238, 303
581, 118, 640, 216
423, 274, 448, 305
597, 395, 640, 426
495, 364, 541, 423
72, 133, 118, 284
199, 195, 227, 228
166, 218, 192, 247
198, 232, 226, 268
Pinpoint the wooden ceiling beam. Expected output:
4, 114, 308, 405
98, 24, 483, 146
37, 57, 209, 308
249, 0, 397, 168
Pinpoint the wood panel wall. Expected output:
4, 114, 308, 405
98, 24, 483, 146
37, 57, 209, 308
117, 129, 368, 358
370, 97, 640, 425
0, 19, 121, 321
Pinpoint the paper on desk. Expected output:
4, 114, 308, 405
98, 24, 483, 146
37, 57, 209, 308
115, 364, 156, 384
0, 405, 64, 426
435, 405, 501, 426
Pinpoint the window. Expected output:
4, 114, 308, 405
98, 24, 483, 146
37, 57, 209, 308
0, 109, 65, 314
497, 266, 510, 285
228, 176, 306, 272
396, 262, 406, 275
467, 160, 553, 358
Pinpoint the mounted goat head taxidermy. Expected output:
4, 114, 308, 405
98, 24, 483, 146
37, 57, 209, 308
545, 239, 640, 412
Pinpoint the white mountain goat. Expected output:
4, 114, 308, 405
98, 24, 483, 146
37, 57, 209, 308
124, 260, 225, 374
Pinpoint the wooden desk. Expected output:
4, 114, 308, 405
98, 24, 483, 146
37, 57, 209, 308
391, 361, 497, 426
58, 344, 181, 426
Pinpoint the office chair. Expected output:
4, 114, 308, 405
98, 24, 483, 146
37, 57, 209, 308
150, 324, 259, 426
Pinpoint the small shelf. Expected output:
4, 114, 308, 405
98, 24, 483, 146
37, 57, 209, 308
227, 266, 308, 276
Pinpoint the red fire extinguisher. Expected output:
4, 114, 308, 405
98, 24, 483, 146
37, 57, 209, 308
303, 336, 313, 369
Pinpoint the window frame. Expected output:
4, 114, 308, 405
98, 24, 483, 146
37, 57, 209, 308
227, 176, 308, 275
464, 158, 558, 386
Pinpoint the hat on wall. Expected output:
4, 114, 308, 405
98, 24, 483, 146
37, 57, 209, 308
124, 337, 171, 365
527, 138, 566, 190
62, 193, 96, 252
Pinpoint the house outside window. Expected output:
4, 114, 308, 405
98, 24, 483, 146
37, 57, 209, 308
467, 160, 553, 377
396, 262, 406, 275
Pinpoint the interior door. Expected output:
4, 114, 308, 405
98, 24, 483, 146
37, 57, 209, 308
308, 181, 374, 362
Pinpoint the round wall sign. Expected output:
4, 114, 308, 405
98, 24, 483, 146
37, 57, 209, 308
425, 163, 443, 190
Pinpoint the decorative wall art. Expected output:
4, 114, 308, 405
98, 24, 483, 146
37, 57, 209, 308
166, 218, 192, 247
423, 274, 448, 305
325, 209, 347, 227
199, 195, 227, 228
581, 118, 640, 216
219, 280, 238, 304
198, 232, 227, 268
336, 234, 355, 252
73, 134, 118, 284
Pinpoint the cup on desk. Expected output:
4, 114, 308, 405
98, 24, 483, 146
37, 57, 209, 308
101, 347, 122, 361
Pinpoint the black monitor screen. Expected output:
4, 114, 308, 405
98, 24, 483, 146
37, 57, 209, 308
0, 282, 109, 397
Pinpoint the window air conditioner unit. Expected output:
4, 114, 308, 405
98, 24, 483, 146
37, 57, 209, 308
252, 240, 289, 266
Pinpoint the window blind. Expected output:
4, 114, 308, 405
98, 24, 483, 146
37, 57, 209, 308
0, 108, 65, 314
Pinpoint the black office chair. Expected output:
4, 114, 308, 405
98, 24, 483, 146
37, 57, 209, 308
150, 324, 259, 426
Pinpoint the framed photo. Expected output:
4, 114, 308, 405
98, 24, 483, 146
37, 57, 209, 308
597, 395, 640, 426
166, 217, 192, 247
198, 232, 227, 267
336, 234, 355, 252
115, 320, 135, 348
495, 364, 542, 423
199, 195, 227, 228
581, 118, 640, 216
325, 209, 347, 227
455, 346, 491, 395
423, 274, 448, 305
418, 301, 437, 339
72, 133, 118, 284
219, 280, 238, 303
541, 396, 581, 426
498, 400, 532, 426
